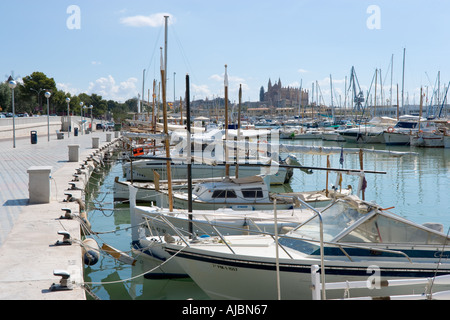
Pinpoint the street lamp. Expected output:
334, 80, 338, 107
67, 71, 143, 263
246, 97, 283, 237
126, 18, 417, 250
79, 102, 84, 135
8, 80, 17, 148
83, 105, 87, 134
66, 97, 71, 137
45, 91, 51, 141
89, 105, 93, 133
30, 88, 47, 114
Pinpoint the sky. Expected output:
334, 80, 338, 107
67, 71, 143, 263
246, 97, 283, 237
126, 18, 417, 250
1, 0, 450, 106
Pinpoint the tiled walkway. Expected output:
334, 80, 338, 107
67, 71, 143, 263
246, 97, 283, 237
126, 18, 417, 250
0, 130, 108, 246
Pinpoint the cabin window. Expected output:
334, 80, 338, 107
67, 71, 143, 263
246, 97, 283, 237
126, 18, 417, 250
242, 188, 264, 198
212, 190, 237, 198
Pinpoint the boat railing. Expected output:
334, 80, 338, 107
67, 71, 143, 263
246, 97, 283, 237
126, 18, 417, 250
310, 265, 450, 300
142, 209, 413, 264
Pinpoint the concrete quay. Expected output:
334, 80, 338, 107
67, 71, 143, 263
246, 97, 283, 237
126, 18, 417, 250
0, 128, 120, 300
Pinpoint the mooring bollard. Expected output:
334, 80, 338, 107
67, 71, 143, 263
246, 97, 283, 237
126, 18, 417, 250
92, 137, 100, 149
68, 145, 80, 162
27, 166, 52, 204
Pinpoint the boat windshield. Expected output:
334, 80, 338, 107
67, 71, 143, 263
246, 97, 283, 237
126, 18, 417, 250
290, 200, 369, 242
288, 198, 449, 245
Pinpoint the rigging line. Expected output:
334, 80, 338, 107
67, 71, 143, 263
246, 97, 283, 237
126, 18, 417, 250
430, 226, 450, 294
145, 24, 164, 82
171, 24, 197, 82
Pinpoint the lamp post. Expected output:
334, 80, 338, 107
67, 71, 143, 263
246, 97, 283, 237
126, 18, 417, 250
45, 91, 51, 141
89, 105, 93, 133
8, 80, 17, 148
83, 105, 87, 134
66, 97, 71, 137
79, 102, 84, 135
30, 88, 46, 114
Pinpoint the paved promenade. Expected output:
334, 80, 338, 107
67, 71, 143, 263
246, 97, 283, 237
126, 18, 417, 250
0, 129, 119, 299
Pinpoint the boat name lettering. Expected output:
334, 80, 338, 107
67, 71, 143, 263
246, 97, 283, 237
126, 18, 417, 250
434, 252, 449, 259
212, 264, 237, 272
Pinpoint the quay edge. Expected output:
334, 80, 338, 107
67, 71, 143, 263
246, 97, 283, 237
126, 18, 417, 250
0, 130, 122, 300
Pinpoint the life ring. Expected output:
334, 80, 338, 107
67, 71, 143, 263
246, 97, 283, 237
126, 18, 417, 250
387, 127, 394, 133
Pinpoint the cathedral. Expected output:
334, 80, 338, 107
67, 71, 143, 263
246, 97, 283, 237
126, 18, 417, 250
261, 78, 308, 107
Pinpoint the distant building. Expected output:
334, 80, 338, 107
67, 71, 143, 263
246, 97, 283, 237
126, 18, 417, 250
261, 78, 308, 108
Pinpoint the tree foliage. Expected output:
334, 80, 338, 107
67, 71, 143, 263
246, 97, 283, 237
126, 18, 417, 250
0, 71, 136, 122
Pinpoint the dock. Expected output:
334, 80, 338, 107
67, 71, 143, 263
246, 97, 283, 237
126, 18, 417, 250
0, 127, 121, 300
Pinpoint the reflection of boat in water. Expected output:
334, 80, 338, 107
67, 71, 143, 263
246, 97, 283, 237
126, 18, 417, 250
131, 194, 450, 299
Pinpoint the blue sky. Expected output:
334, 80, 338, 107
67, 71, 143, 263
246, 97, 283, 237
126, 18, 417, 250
1, 0, 450, 105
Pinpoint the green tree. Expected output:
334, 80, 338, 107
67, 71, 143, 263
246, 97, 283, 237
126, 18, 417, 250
22, 72, 57, 112
0, 82, 11, 112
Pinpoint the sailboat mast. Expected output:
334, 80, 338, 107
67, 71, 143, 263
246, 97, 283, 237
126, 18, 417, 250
161, 16, 173, 212
401, 48, 406, 109
224, 65, 230, 177
186, 74, 193, 234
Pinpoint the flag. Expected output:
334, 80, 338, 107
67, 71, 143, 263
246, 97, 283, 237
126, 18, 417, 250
361, 176, 367, 191
339, 147, 344, 166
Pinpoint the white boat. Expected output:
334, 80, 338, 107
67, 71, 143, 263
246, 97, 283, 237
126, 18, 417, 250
132, 195, 450, 299
321, 126, 349, 142
409, 120, 449, 148
382, 115, 425, 146
122, 157, 293, 185
339, 117, 397, 144
280, 127, 323, 140
153, 175, 351, 210
123, 128, 294, 185
410, 131, 445, 148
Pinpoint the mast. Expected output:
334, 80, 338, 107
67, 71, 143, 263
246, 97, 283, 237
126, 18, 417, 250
224, 65, 230, 178
390, 54, 394, 110
401, 48, 406, 109
418, 87, 423, 131
374, 69, 377, 117
236, 84, 242, 179
186, 74, 193, 234
161, 16, 173, 212
329, 75, 334, 122
141, 69, 145, 114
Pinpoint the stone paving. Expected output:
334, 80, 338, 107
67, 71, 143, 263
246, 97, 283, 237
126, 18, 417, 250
0, 127, 119, 299
0, 130, 105, 246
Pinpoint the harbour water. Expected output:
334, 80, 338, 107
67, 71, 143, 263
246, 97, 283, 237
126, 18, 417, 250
83, 138, 449, 300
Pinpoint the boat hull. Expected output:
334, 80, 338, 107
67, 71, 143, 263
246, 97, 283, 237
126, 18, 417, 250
339, 131, 385, 144
410, 133, 445, 148
123, 162, 292, 185
383, 132, 412, 146
167, 244, 450, 300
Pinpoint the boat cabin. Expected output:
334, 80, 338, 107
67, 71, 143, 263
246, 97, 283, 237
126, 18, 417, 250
193, 176, 270, 204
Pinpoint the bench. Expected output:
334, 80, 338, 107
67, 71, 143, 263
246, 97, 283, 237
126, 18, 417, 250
56, 130, 64, 140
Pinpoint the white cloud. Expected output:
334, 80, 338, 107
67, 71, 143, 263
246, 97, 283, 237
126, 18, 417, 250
57, 83, 80, 96
298, 69, 308, 74
120, 13, 175, 28
192, 84, 211, 98
88, 75, 139, 102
